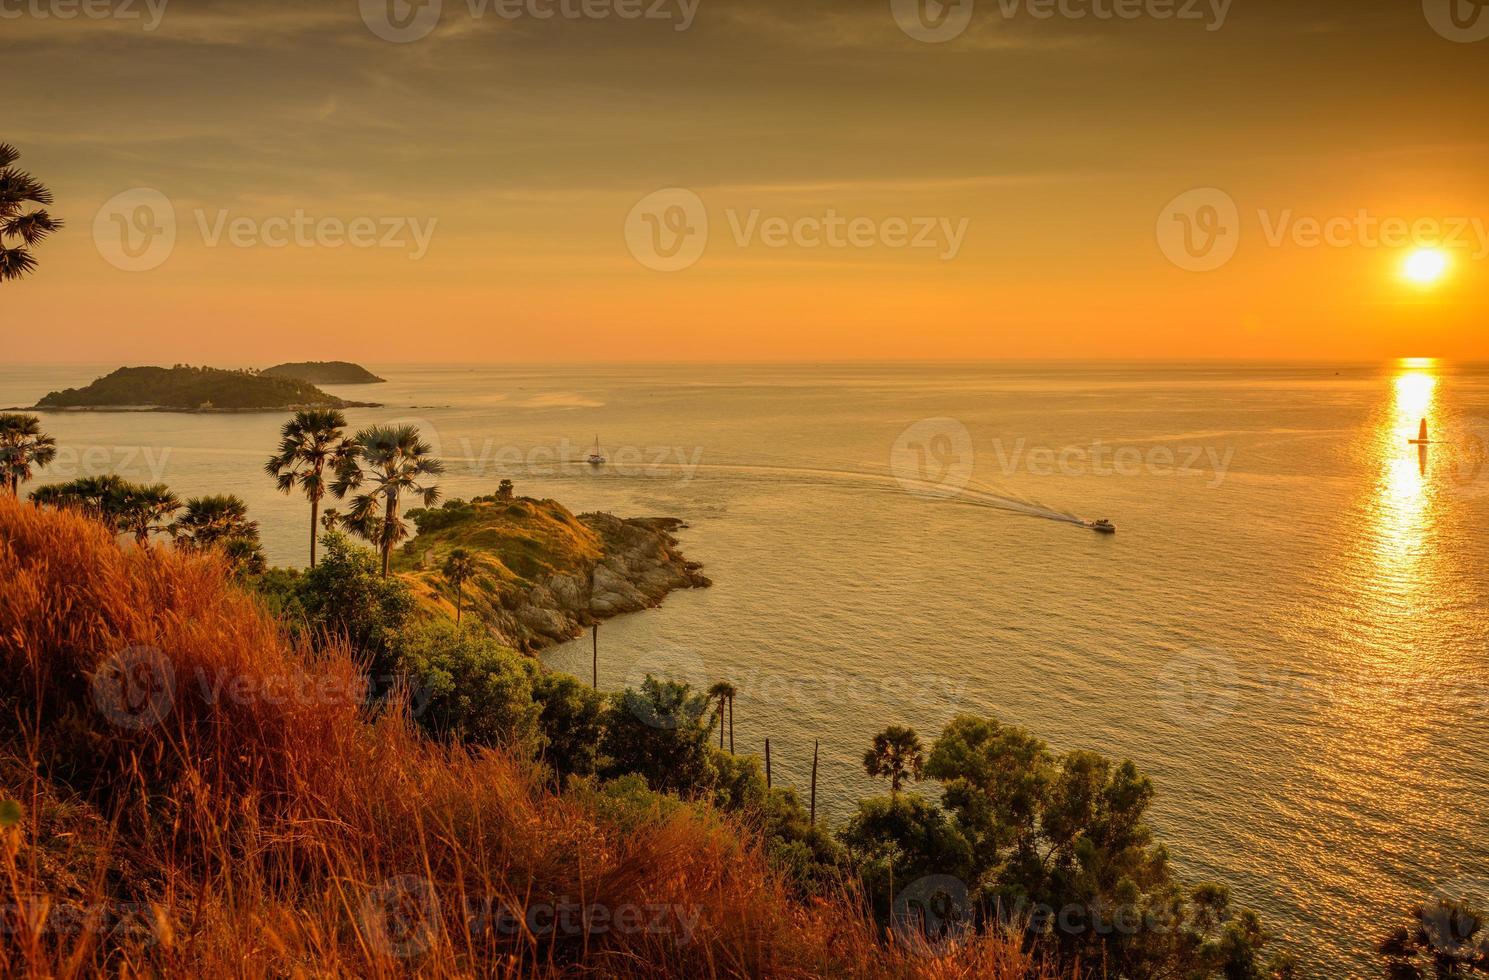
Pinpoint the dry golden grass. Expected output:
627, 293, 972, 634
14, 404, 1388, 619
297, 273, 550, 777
0, 495, 1047, 978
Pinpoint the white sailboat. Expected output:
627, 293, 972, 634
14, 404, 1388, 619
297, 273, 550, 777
587, 435, 606, 466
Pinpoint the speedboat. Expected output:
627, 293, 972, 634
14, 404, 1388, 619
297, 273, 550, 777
1088, 519, 1116, 534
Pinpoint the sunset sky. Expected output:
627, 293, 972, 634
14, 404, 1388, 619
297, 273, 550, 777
5, 0, 1487, 363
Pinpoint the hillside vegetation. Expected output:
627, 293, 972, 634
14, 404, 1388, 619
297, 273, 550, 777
0, 495, 1039, 979
34, 366, 379, 411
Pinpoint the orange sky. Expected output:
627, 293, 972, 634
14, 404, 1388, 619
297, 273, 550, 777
4, 0, 1486, 363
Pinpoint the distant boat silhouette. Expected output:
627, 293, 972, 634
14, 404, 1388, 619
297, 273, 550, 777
1410, 419, 1432, 477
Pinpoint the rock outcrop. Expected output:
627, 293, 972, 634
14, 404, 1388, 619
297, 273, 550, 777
397, 496, 709, 652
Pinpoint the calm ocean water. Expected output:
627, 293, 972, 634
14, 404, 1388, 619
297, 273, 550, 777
5, 361, 1487, 975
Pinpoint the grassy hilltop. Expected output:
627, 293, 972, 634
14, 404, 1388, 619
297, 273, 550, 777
395, 493, 710, 650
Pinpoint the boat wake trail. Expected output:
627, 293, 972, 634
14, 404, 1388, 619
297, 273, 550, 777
609, 454, 1092, 528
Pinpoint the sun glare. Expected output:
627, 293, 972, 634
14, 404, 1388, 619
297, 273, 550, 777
1403, 248, 1450, 285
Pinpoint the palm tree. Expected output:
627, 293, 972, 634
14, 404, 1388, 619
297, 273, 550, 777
0, 413, 57, 494
113, 483, 181, 547
0, 143, 63, 283
863, 725, 924, 795
171, 494, 258, 548
707, 681, 738, 753
30, 474, 129, 518
333, 424, 444, 578
441, 548, 476, 624
266, 409, 353, 568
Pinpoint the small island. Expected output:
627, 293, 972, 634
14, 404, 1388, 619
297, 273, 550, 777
261, 360, 386, 385
398, 491, 711, 651
34, 366, 382, 412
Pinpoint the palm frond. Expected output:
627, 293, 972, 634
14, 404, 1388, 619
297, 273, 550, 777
0, 247, 37, 281
2, 210, 62, 245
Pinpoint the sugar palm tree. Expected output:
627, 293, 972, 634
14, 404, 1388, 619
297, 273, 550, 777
0, 143, 63, 283
441, 548, 476, 625
171, 494, 258, 548
863, 725, 924, 795
266, 409, 354, 568
113, 483, 181, 547
30, 474, 129, 518
333, 424, 444, 578
707, 681, 738, 753
0, 413, 56, 494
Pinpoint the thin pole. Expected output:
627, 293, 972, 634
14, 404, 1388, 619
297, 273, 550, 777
809, 740, 819, 826
765, 739, 772, 789
728, 698, 735, 755
591, 624, 598, 689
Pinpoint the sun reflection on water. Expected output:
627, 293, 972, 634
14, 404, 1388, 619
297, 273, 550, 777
1373, 362, 1438, 592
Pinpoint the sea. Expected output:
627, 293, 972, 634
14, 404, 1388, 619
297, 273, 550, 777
4, 360, 1487, 976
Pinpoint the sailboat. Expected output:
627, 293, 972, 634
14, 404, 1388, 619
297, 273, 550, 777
1410, 419, 1431, 477
587, 436, 606, 466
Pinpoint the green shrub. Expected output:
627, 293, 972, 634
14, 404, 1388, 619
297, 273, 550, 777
396, 620, 541, 750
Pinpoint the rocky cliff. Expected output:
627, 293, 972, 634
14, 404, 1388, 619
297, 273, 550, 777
396, 495, 710, 652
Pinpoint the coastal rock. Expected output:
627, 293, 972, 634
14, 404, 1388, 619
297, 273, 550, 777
398, 496, 709, 653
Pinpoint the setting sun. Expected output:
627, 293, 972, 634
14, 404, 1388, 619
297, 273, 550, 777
1403, 247, 1450, 285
